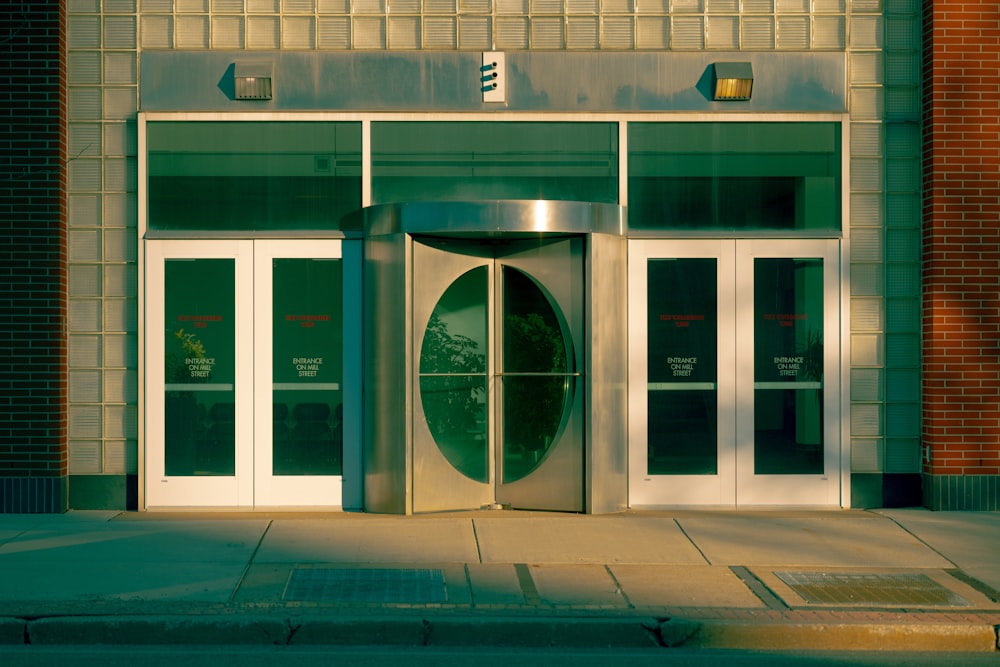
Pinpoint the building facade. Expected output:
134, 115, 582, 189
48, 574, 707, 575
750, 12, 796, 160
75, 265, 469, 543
1, 0, 995, 512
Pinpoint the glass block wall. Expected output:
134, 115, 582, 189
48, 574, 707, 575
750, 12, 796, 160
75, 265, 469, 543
63, 0, 919, 507
881, 0, 922, 481
66, 0, 140, 499
847, 0, 923, 505
135, 0, 851, 51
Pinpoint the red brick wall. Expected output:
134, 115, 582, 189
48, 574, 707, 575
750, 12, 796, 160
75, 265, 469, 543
0, 1, 68, 508
922, 1, 1000, 478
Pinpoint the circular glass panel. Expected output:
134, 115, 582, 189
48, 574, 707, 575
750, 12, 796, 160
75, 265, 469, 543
501, 267, 573, 483
419, 267, 488, 482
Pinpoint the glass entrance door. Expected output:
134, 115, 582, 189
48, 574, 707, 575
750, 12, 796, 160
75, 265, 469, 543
145, 239, 350, 508
253, 241, 345, 507
628, 239, 842, 507
412, 237, 584, 512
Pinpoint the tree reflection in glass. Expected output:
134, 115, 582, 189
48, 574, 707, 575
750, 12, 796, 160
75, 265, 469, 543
419, 268, 489, 482
418, 265, 573, 486
501, 268, 571, 483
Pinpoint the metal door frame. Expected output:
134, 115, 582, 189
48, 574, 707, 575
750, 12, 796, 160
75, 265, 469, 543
143, 238, 360, 509
628, 238, 846, 508
409, 236, 585, 512
358, 200, 627, 514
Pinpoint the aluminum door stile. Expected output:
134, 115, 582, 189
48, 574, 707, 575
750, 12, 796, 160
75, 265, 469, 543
143, 239, 254, 509
734, 239, 842, 507
252, 239, 344, 509
626, 239, 736, 508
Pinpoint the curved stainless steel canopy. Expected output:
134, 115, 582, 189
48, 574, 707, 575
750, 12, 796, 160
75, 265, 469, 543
347, 200, 625, 238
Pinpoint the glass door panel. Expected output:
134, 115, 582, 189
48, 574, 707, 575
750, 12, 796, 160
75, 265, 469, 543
735, 240, 841, 505
254, 240, 344, 507
646, 258, 719, 476
419, 267, 489, 484
493, 238, 584, 512
412, 237, 584, 513
629, 239, 841, 507
145, 240, 254, 508
270, 258, 343, 476
500, 266, 572, 485
164, 258, 237, 477
752, 257, 825, 475
412, 240, 496, 512
628, 240, 736, 506
145, 239, 348, 509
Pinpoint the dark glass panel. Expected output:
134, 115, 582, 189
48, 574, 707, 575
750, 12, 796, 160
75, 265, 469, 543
646, 259, 718, 475
372, 122, 618, 204
148, 122, 361, 231
753, 257, 825, 475
647, 390, 718, 475
503, 267, 568, 374
164, 259, 236, 476
500, 267, 572, 483
272, 258, 343, 476
628, 122, 841, 231
420, 375, 489, 483
502, 375, 568, 483
419, 268, 489, 482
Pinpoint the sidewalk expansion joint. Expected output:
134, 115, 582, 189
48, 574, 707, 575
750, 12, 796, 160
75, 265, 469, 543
604, 564, 635, 609
513, 563, 542, 605
949, 568, 1000, 603
230, 519, 272, 603
673, 518, 711, 564
471, 518, 484, 564
872, 509, 960, 569
729, 565, 789, 610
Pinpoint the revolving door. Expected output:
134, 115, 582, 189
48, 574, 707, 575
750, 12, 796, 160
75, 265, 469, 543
358, 201, 627, 514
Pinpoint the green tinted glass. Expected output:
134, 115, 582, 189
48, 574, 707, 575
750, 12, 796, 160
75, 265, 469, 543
501, 267, 572, 483
753, 257, 825, 475
372, 122, 618, 204
147, 122, 361, 231
646, 259, 718, 475
628, 123, 841, 231
163, 259, 236, 476
419, 268, 489, 483
272, 258, 343, 476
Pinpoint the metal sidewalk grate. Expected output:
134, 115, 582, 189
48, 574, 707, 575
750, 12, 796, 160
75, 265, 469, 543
283, 567, 448, 603
774, 571, 970, 607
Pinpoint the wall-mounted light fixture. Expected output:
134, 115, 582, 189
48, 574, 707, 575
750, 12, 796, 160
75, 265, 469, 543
711, 62, 753, 101
481, 52, 506, 103
234, 61, 273, 100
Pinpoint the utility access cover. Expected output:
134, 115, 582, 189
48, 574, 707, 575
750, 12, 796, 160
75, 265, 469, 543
774, 571, 969, 607
284, 567, 447, 603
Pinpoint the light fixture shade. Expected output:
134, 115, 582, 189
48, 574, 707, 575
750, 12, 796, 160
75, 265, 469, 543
712, 62, 753, 101
234, 61, 273, 100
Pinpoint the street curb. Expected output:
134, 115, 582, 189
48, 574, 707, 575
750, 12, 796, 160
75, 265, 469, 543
5, 615, 999, 651
25, 616, 293, 646
675, 620, 999, 652
1, 618, 24, 644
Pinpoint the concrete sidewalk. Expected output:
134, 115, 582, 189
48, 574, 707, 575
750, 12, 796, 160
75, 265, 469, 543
0, 509, 998, 651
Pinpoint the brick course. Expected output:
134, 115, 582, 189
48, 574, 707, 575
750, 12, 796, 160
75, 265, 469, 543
922, 1, 1000, 501
0, 1, 68, 511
